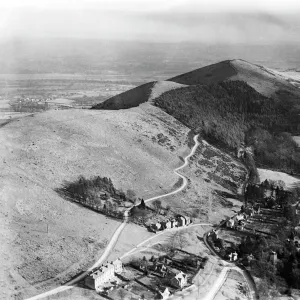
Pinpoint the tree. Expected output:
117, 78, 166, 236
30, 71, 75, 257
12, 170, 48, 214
106, 201, 113, 215
166, 205, 171, 212
139, 198, 146, 209
152, 199, 162, 214
126, 189, 137, 202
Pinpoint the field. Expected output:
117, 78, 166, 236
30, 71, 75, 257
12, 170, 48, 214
258, 168, 300, 189
0, 74, 138, 115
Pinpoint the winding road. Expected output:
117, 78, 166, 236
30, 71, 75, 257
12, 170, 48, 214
25, 134, 200, 300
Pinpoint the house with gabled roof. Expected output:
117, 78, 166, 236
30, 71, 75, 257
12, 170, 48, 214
159, 287, 171, 300
170, 271, 187, 289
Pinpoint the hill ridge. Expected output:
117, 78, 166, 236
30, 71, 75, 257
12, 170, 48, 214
92, 59, 300, 111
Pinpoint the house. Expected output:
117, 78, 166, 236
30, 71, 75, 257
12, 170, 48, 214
228, 252, 238, 261
183, 216, 191, 225
159, 287, 171, 300
226, 219, 235, 228
171, 271, 187, 289
171, 219, 178, 228
242, 253, 255, 266
177, 216, 186, 226
236, 214, 244, 222
84, 259, 123, 292
248, 253, 255, 262
154, 222, 162, 231
153, 262, 168, 276
210, 230, 218, 241
166, 220, 172, 229
113, 258, 123, 274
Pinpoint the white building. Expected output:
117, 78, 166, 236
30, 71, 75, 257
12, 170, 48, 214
184, 216, 191, 225
228, 252, 238, 262
85, 259, 123, 292
113, 258, 123, 274
226, 219, 235, 228
171, 271, 187, 288
166, 220, 172, 229
159, 287, 171, 299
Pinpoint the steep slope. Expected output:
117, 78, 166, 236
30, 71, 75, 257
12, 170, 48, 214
94, 59, 300, 112
230, 59, 300, 98
92, 81, 186, 110
169, 59, 300, 99
168, 60, 237, 85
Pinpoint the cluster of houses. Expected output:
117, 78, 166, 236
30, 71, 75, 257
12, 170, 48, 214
138, 256, 188, 289
150, 215, 191, 232
85, 258, 123, 293
226, 204, 261, 231
208, 229, 239, 261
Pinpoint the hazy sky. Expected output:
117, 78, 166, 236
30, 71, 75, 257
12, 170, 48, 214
1, 0, 300, 43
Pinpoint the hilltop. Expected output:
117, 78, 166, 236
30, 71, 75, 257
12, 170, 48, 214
93, 59, 300, 175
92, 59, 300, 111
169, 59, 299, 98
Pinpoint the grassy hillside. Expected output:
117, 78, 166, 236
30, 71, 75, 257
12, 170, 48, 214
0, 106, 189, 298
1, 103, 247, 298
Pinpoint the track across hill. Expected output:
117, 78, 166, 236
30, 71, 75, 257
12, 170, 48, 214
25, 134, 200, 300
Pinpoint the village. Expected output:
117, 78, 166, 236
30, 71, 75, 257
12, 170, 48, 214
80, 246, 208, 300
206, 179, 300, 295
60, 173, 300, 300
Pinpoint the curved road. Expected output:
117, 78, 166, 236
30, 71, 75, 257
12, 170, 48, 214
202, 231, 257, 300
25, 134, 200, 300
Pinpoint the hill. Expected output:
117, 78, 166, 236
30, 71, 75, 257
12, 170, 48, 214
92, 80, 186, 110
0, 104, 247, 299
93, 59, 300, 111
168, 60, 237, 85
169, 59, 299, 99
93, 59, 300, 175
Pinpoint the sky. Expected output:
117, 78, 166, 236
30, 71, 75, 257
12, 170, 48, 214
0, 0, 300, 43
